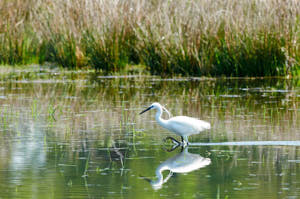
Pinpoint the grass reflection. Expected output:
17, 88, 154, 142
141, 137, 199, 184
0, 70, 299, 198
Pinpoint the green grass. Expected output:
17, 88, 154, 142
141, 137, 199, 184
0, 0, 299, 76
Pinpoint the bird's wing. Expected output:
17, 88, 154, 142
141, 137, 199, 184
168, 116, 210, 133
167, 116, 198, 134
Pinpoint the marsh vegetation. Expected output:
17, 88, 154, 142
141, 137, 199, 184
1, 0, 299, 76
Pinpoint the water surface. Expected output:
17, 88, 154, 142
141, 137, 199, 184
0, 68, 299, 198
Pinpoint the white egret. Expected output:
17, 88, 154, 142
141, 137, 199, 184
145, 147, 211, 190
140, 102, 211, 146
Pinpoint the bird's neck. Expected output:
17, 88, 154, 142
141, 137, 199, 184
155, 107, 168, 128
151, 165, 167, 187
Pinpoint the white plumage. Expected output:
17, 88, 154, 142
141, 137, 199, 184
164, 116, 211, 136
150, 147, 211, 189
140, 102, 211, 145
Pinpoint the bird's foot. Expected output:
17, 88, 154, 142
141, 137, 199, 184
164, 136, 181, 145
181, 136, 189, 148
182, 140, 189, 148
163, 136, 188, 152
163, 144, 180, 152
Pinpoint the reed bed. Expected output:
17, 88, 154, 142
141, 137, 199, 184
0, 0, 299, 76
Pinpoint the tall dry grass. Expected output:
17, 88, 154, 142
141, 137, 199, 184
0, 0, 299, 76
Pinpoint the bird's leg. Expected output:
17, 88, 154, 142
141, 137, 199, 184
164, 136, 181, 145
163, 137, 181, 152
163, 136, 189, 151
163, 144, 180, 152
181, 136, 189, 147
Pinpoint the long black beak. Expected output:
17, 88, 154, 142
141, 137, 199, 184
139, 106, 152, 115
139, 175, 152, 183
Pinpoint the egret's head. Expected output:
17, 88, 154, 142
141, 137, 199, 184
139, 102, 161, 115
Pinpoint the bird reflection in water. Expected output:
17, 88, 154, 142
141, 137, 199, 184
144, 147, 211, 190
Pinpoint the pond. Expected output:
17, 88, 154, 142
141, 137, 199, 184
0, 67, 299, 198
